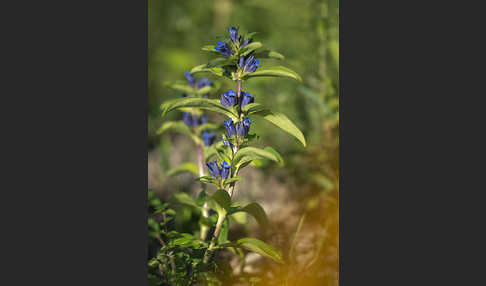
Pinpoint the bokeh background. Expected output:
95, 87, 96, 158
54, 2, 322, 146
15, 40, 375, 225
148, 0, 339, 285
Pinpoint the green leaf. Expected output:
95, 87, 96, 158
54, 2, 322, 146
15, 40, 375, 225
190, 64, 224, 77
196, 85, 212, 95
218, 218, 230, 244
201, 45, 220, 54
207, 57, 235, 68
160, 97, 238, 121
263, 146, 284, 167
242, 102, 266, 115
223, 176, 242, 187
244, 32, 258, 40
196, 123, 221, 133
171, 192, 199, 209
196, 190, 208, 206
156, 121, 202, 145
196, 176, 217, 185
232, 202, 269, 230
164, 81, 195, 94
236, 238, 283, 263
210, 189, 232, 216
240, 42, 263, 56
252, 110, 306, 147
167, 162, 199, 176
233, 147, 280, 170
241, 66, 302, 82
253, 50, 285, 60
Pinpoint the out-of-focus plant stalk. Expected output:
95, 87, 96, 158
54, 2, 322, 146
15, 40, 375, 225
196, 143, 210, 240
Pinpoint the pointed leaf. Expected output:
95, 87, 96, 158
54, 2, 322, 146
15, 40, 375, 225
167, 162, 199, 176
171, 192, 199, 209
233, 147, 280, 169
240, 42, 263, 56
196, 176, 217, 185
253, 50, 285, 60
210, 189, 232, 216
156, 121, 202, 145
223, 176, 242, 187
160, 97, 238, 121
263, 146, 284, 167
164, 81, 195, 94
236, 238, 283, 263
196, 123, 222, 133
242, 66, 302, 82
190, 64, 224, 77
253, 110, 306, 147
231, 202, 269, 230
201, 45, 221, 54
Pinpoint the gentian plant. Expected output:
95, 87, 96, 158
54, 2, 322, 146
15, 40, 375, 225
157, 26, 306, 284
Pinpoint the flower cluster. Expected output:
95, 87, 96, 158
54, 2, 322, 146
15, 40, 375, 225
182, 112, 207, 128
202, 131, 216, 146
184, 72, 213, 89
239, 53, 260, 73
206, 161, 231, 179
223, 117, 253, 139
220, 90, 254, 108
180, 72, 216, 146
214, 26, 254, 59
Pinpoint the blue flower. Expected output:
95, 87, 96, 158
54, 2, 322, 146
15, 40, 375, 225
184, 72, 195, 86
221, 161, 232, 179
236, 118, 252, 137
229, 26, 239, 43
200, 115, 208, 125
222, 135, 234, 149
197, 78, 213, 90
240, 37, 252, 48
220, 89, 237, 107
239, 53, 260, 73
214, 41, 233, 58
240, 92, 254, 107
224, 118, 237, 137
206, 161, 220, 178
182, 112, 205, 127
202, 131, 216, 146
182, 112, 198, 127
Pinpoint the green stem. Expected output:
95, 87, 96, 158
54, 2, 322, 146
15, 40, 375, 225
203, 79, 242, 263
203, 211, 227, 264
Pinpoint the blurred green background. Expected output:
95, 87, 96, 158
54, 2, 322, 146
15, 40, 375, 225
149, 0, 339, 285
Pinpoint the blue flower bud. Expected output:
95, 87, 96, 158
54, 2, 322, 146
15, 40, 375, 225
200, 115, 208, 125
239, 57, 245, 68
206, 161, 220, 178
224, 118, 237, 137
221, 161, 232, 179
222, 135, 234, 149
197, 78, 213, 90
214, 41, 233, 58
182, 112, 205, 127
240, 37, 252, 48
236, 118, 252, 137
202, 131, 216, 146
239, 54, 261, 73
220, 89, 237, 107
229, 26, 239, 43
184, 72, 195, 86
240, 92, 254, 107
